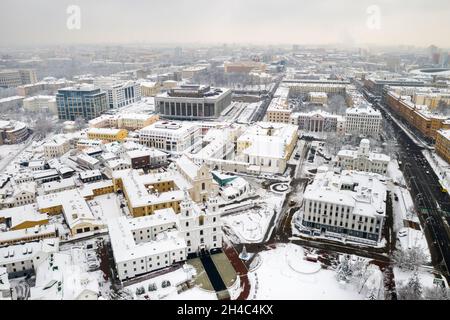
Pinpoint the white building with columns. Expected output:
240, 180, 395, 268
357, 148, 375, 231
335, 139, 390, 175
291, 111, 346, 134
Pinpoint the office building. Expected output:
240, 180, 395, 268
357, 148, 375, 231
139, 121, 201, 153
93, 78, 141, 109
56, 86, 108, 121
0, 69, 37, 88
345, 106, 382, 136
298, 170, 386, 245
155, 85, 232, 120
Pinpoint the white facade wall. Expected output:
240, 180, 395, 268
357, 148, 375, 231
345, 107, 382, 136
139, 124, 201, 153
178, 198, 222, 254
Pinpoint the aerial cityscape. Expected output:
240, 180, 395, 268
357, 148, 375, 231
0, 0, 450, 304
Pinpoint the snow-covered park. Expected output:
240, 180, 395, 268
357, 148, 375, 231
222, 195, 284, 243
247, 243, 383, 300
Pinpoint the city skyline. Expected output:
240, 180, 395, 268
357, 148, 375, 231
1, 0, 450, 48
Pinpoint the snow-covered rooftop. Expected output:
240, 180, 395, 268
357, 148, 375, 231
304, 170, 387, 218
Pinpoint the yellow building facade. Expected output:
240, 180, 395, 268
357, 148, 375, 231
436, 130, 450, 164
87, 128, 128, 142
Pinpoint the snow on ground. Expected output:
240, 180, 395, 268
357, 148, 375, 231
88, 193, 124, 223
386, 160, 431, 262
396, 227, 431, 263
394, 266, 438, 293
125, 264, 217, 300
387, 160, 406, 186
0, 144, 22, 170
391, 183, 418, 229
301, 143, 330, 177
222, 190, 284, 243
248, 243, 365, 300
91, 270, 113, 299
222, 206, 273, 243
285, 244, 321, 274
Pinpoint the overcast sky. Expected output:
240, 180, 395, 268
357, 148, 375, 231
1, 0, 449, 48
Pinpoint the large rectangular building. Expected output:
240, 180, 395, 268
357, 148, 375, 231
336, 139, 390, 175
139, 121, 201, 153
93, 78, 141, 109
108, 196, 222, 281
87, 128, 128, 142
155, 85, 232, 120
0, 238, 59, 278
0, 69, 37, 88
291, 110, 346, 134
56, 86, 108, 121
297, 170, 387, 245
23, 95, 57, 114
436, 129, 450, 164
345, 106, 382, 136
112, 169, 190, 217
237, 122, 298, 174
385, 91, 450, 141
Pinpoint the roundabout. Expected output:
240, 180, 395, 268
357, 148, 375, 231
270, 183, 290, 194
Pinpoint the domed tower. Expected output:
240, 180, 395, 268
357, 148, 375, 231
358, 139, 370, 157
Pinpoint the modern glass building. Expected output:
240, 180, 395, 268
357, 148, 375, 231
56, 86, 108, 121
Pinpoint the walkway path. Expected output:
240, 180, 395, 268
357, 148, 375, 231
223, 244, 250, 300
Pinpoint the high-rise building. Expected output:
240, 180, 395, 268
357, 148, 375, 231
56, 86, 108, 121
93, 78, 141, 109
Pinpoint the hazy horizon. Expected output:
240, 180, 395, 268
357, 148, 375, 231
1, 0, 450, 49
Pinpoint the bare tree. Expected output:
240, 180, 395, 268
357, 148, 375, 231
336, 255, 353, 283
393, 246, 427, 271
33, 113, 54, 139
424, 284, 449, 300
74, 117, 87, 131
328, 95, 347, 115
397, 272, 423, 300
